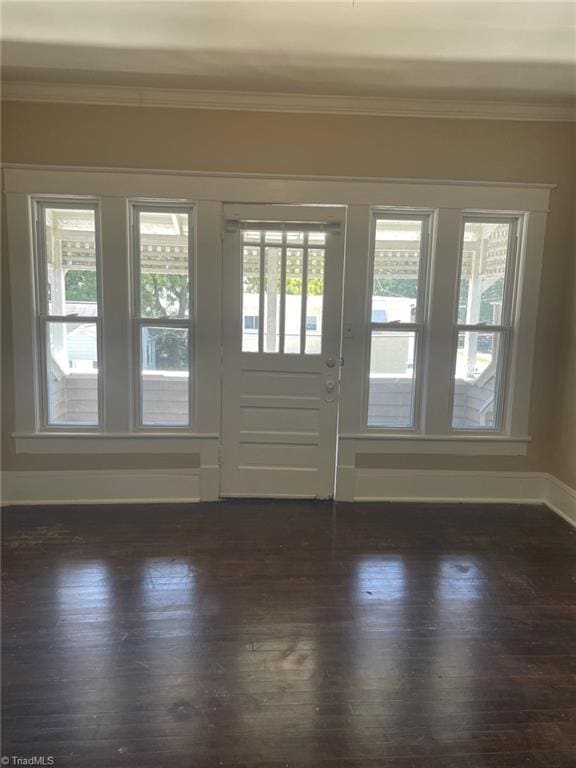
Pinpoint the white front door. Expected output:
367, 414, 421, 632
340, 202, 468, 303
221, 205, 345, 498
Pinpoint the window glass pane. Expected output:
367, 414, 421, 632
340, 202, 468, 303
242, 242, 261, 352
305, 245, 324, 354
140, 326, 189, 426
368, 330, 416, 428
244, 315, 259, 330
372, 218, 423, 323
265, 230, 282, 244
44, 208, 97, 316
458, 221, 512, 325
47, 321, 99, 425
264, 247, 281, 353
372, 309, 388, 323
284, 247, 303, 353
306, 316, 317, 331
138, 211, 190, 318
452, 331, 502, 430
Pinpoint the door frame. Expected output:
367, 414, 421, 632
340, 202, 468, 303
220, 203, 347, 498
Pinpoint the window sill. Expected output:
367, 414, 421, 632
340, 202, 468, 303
339, 433, 530, 456
12, 432, 219, 454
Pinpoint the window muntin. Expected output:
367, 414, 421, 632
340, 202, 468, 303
35, 201, 102, 427
451, 218, 518, 431
132, 204, 194, 428
367, 214, 430, 429
241, 227, 326, 355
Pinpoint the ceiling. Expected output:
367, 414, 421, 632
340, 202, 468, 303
1, 1, 575, 106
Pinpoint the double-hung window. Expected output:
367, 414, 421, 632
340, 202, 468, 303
451, 217, 519, 431
367, 213, 431, 429
31, 197, 196, 433
131, 204, 194, 428
364, 209, 523, 437
34, 200, 102, 428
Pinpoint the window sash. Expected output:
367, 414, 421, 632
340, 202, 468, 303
35, 200, 102, 318
136, 320, 191, 428
34, 200, 103, 430
41, 317, 101, 427
131, 203, 193, 320
450, 327, 511, 432
367, 326, 423, 430
449, 215, 520, 433
455, 215, 519, 328
130, 203, 195, 429
365, 211, 432, 431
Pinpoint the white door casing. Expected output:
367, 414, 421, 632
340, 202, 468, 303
221, 204, 346, 498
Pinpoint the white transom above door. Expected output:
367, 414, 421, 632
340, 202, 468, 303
220, 204, 346, 498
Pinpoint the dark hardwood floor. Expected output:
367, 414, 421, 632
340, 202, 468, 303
2, 500, 576, 767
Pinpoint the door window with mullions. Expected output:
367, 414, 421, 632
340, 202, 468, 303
241, 226, 326, 354
367, 213, 431, 429
451, 217, 519, 430
34, 201, 102, 427
131, 204, 194, 427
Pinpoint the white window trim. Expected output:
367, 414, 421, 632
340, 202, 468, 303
4, 166, 551, 456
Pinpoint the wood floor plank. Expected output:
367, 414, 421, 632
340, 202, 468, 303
2, 500, 576, 766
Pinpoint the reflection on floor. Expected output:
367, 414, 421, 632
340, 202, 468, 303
2, 500, 576, 767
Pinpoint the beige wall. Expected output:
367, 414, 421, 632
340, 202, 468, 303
1, 101, 574, 480
550, 186, 576, 489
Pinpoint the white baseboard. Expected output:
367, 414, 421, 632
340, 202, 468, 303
1, 469, 202, 505
1, 467, 574, 530
199, 465, 220, 502
545, 474, 576, 527
351, 468, 547, 504
339, 467, 576, 528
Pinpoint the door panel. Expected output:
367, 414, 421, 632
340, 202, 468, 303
221, 205, 345, 498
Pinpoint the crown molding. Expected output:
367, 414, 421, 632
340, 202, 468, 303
2, 81, 575, 122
